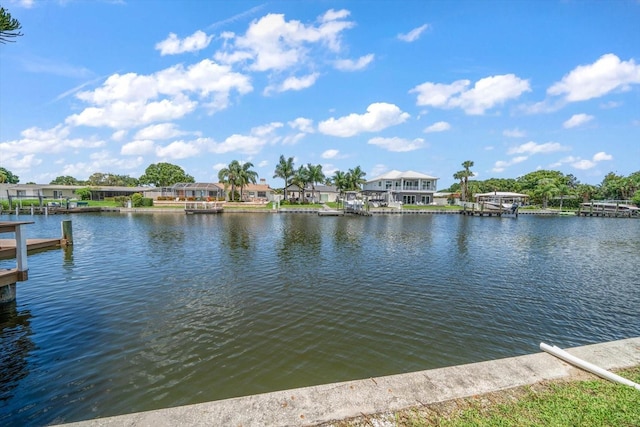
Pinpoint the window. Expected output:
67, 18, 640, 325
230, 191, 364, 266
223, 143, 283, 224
257, 191, 266, 198
385, 181, 392, 189
53, 190, 63, 199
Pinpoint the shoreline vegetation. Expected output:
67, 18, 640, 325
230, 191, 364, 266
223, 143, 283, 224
327, 365, 640, 427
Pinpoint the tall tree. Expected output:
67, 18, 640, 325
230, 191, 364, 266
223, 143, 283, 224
139, 162, 194, 187
50, 175, 82, 185
346, 166, 366, 190
291, 166, 310, 202
461, 160, 474, 202
331, 170, 349, 201
218, 160, 243, 201
273, 155, 295, 201
305, 163, 325, 203
238, 161, 258, 200
0, 167, 19, 183
0, 7, 23, 43
536, 178, 559, 209
453, 171, 465, 201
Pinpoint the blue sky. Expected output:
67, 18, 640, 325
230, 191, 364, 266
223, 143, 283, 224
1, 0, 639, 188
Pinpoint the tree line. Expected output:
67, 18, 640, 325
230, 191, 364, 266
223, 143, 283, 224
445, 161, 640, 208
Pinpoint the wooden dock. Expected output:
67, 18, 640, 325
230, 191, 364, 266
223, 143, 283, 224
0, 237, 68, 260
0, 221, 70, 301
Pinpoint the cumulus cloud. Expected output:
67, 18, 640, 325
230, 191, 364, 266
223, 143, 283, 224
121, 140, 155, 156
288, 117, 314, 133
67, 60, 252, 129
61, 152, 144, 179
334, 54, 374, 71
0, 124, 105, 158
397, 24, 429, 42
503, 128, 526, 138
155, 31, 213, 55
547, 54, 640, 102
322, 149, 340, 159
368, 137, 425, 152
206, 122, 283, 155
492, 156, 528, 173
265, 73, 319, 94
563, 113, 594, 129
318, 102, 410, 137
507, 141, 569, 155
423, 121, 451, 133
134, 123, 189, 140
593, 151, 613, 162
155, 140, 201, 159
214, 9, 355, 72
410, 74, 531, 115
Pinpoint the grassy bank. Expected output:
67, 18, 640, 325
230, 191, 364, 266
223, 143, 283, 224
331, 366, 640, 426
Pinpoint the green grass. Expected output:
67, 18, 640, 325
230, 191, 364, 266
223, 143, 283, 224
337, 366, 640, 427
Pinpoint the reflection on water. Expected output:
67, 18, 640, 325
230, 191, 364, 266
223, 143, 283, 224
0, 303, 34, 402
0, 213, 639, 425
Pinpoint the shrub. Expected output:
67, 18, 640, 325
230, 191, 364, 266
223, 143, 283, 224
141, 197, 153, 207
131, 193, 143, 207
114, 196, 129, 207
75, 188, 92, 200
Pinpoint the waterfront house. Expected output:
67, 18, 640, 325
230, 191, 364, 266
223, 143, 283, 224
286, 184, 339, 203
362, 170, 439, 206
0, 183, 149, 204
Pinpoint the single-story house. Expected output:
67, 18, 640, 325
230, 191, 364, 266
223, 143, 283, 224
362, 170, 439, 205
0, 183, 150, 204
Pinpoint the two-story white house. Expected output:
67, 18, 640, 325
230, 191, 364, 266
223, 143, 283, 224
362, 170, 439, 206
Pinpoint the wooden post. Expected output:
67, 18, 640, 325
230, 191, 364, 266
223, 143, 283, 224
62, 220, 73, 245
15, 223, 28, 277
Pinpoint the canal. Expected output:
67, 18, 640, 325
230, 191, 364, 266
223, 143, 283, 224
1, 212, 639, 425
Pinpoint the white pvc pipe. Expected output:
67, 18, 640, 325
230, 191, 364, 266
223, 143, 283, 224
540, 342, 640, 391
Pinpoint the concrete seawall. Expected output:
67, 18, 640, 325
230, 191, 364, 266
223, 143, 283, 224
61, 337, 640, 427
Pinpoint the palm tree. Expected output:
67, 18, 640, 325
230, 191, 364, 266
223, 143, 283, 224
238, 162, 258, 200
461, 160, 474, 202
556, 183, 571, 211
306, 163, 325, 203
453, 171, 465, 202
290, 166, 310, 203
273, 155, 295, 201
218, 160, 242, 201
331, 170, 348, 202
346, 166, 366, 190
537, 178, 559, 209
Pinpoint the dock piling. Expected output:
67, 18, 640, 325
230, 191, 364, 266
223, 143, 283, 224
61, 220, 73, 245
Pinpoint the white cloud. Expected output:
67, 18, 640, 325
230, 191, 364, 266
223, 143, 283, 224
410, 74, 531, 115
155, 30, 213, 55
368, 137, 425, 152
318, 102, 410, 137
120, 140, 155, 156
508, 141, 569, 155
548, 54, 640, 102
322, 149, 340, 159
206, 122, 283, 155
266, 73, 319, 94
215, 10, 355, 72
61, 153, 144, 179
503, 128, 526, 138
334, 54, 374, 71
155, 140, 200, 159
592, 151, 613, 162
112, 130, 127, 141
397, 24, 429, 42
492, 156, 528, 173
549, 151, 612, 170
423, 121, 451, 133
67, 60, 252, 129
0, 124, 105, 157
288, 117, 314, 133
134, 123, 189, 140
563, 113, 594, 129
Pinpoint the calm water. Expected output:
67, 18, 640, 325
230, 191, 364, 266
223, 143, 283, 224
1, 212, 639, 425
